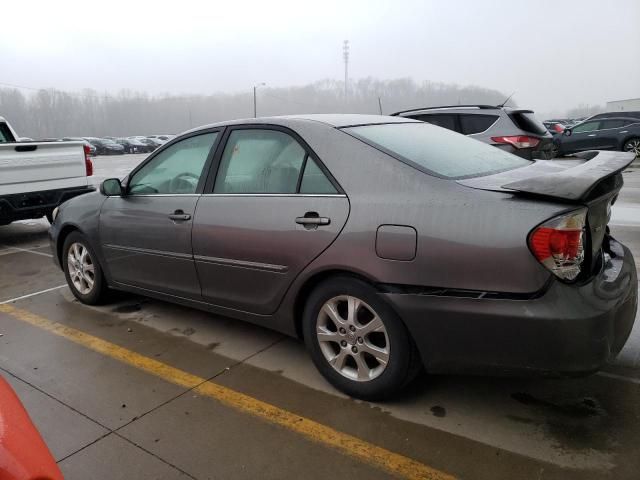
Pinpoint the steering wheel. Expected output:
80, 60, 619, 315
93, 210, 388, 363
169, 172, 200, 193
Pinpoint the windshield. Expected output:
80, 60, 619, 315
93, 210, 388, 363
344, 122, 531, 179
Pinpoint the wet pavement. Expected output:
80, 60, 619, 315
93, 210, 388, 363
0, 155, 639, 479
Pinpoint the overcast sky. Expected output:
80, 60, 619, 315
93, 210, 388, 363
1, 0, 639, 116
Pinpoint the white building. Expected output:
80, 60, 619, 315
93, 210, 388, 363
606, 98, 640, 112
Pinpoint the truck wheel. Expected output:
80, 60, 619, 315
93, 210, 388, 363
62, 232, 108, 304
302, 276, 421, 400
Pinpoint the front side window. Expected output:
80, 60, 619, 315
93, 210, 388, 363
572, 121, 600, 133
345, 122, 530, 179
214, 129, 307, 194
128, 132, 218, 195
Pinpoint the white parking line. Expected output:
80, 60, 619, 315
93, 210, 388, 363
597, 371, 640, 385
3, 246, 53, 257
0, 284, 68, 305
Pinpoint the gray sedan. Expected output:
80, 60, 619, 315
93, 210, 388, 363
49, 114, 638, 399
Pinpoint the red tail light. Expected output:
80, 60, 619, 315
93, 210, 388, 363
491, 135, 541, 149
553, 123, 565, 133
529, 209, 587, 281
83, 144, 93, 176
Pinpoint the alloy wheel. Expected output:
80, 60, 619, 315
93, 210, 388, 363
316, 295, 390, 382
67, 242, 95, 295
624, 139, 640, 157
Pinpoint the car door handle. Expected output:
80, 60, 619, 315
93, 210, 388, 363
588, 134, 596, 137
168, 210, 191, 221
296, 217, 330, 225
296, 212, 330, 228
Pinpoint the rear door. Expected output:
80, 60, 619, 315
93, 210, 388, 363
192, 126, 349, 315
597, 119, 630, 150
100, 131, 220, 298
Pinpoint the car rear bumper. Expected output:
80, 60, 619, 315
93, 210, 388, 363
0, 186, 95, 225
383, 236, 638, 376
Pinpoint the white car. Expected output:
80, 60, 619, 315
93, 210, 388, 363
0, 116, 94, 225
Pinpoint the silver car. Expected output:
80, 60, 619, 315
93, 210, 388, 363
49, 114, 637, 399
392, 105, 555, 159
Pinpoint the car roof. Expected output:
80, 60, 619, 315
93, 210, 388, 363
183, 114, 419, 135
390, 105, 535, 116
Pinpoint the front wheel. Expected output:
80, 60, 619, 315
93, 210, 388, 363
62, 232, 108, 304
302, 276, 421, 400
623, 138, 640, 158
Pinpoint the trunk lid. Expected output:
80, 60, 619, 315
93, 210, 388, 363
458, 150, 635, 266
0, 141, 88, 195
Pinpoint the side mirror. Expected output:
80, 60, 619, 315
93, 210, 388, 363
563, 129, 572, 137
100, 178, 123, 196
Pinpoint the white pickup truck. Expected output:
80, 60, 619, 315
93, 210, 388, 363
0, 116, 94, 225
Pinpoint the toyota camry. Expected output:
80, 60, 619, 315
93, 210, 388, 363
49, 114, 638, 399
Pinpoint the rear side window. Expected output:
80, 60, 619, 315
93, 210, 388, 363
345, 123, 530, 179
0, 123, 15, 143
459, 114, 499, 134
299, 158, 337, 194
507, 112, 548, 135
600, 119, 626, 129
214, 129, 306, 194
411, 114, 457, 132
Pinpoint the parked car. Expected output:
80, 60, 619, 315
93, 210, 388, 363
0, 375, 64, 480
114, 137, 147, 153
392, 105, 555, 159
62, 137, 97, 156
133, 137, 161, 151
147, 134, 173, 143
543, 121, 565, 135
587, 111, 640, 121
1, 116, 94, 226
50, 115, 637, 400
554, 117, 640, 157
83, 137, 125, 155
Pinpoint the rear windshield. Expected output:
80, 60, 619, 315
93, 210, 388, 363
344, 123, 530, 179
507, 111, 548, 135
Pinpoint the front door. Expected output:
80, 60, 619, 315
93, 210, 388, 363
192, 127, 349, 315
100, 131, 220, 298
564, 120, 602, 153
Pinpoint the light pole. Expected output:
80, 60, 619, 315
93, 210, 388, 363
253, 83, 266, 118
343, 40, 349, 102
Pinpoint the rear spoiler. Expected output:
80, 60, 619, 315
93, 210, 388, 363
501, 151, 635, 201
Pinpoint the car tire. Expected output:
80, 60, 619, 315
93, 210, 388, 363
302, 276, 421, 400
62, 232, 108, 305
623, 138, 640, 158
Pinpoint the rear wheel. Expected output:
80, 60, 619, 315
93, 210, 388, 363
302, 276, 421, 400
62, 232, 108, 304
623, 138, 640, 157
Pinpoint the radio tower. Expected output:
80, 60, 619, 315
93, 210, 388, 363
343, 40, 350, 102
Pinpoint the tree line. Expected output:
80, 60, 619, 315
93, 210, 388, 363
0, 78, 512, 139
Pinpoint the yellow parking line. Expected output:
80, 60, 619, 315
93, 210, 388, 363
0, 303, 455, 480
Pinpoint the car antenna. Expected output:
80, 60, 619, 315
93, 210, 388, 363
497, 92, 516, 108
